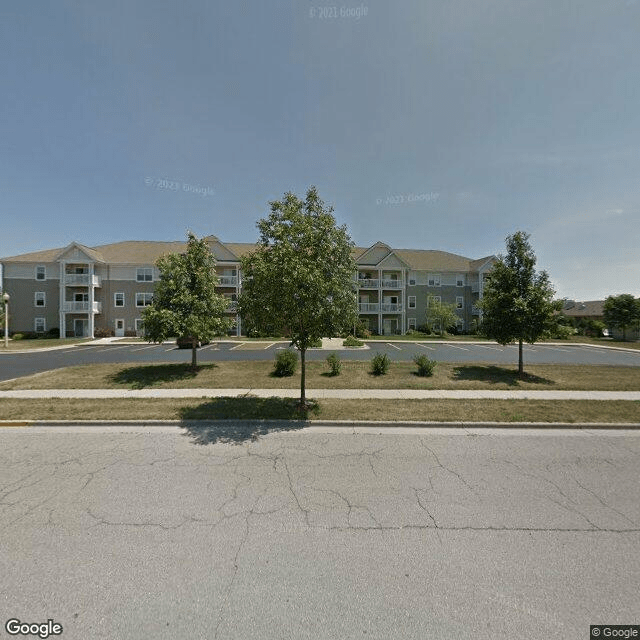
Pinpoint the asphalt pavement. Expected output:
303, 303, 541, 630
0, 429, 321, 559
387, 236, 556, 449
1, 425, 639, 639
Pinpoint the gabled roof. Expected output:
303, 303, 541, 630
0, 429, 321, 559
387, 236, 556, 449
561, 300, 604, 317
54, 242, 105, 263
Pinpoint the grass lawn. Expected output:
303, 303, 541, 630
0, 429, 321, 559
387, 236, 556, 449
0, 338, 93, 351
1, 361, 640, 391
0, 398, 638, 424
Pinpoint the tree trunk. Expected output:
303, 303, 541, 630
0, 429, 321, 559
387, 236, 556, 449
191, 340, 197, 369
518, 338, 524, 378
300, 347, 306, 408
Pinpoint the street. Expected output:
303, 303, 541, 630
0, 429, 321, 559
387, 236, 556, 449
0, 341, 638, 381
1, 425, 639, 639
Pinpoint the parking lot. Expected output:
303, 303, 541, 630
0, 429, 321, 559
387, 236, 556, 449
0, 341, 638, 382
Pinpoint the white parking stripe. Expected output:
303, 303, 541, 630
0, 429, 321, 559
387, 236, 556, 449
387, 343, 402, 350
230, 342, 245, 350
475, 345, 504, 351
131, 345, 159, 351
537, 345, 572, 353
417, 343, 436, 351
446, 344, 469, 351
264, 343, 275, 349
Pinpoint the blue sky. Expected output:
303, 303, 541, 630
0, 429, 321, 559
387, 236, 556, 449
1, 0, 638, 300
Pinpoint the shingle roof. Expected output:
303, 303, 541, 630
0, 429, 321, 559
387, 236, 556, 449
561, 300, 604, 317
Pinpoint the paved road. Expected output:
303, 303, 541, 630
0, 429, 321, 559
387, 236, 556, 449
1, 424, 639, 639
0, 341, 639, 381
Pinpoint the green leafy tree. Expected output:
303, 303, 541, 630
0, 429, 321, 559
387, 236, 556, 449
425, 295, 458, 337
142, 232, 232, 368
239, 186, 358, 407
478, 231, 561, 378
603, 294, 640, 341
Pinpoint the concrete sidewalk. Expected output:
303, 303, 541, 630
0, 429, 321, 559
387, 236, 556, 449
1, 388, 640, 399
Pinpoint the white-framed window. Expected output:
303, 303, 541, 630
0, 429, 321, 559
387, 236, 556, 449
456, 296, 464, 309
34, 292, 46, 307
456, 317, 464, 329
136, 292, 153, 307
428, 273, 441, 287
74, 292, 88, 302
408, 318, 416, 330
456, 275, 464, 287
427, 296, 441, 306
34, 317, 46, 332
114, 292, 125, 307
135, 318, 144, 333
408, 296, 416, 309
409, 278, 416, 286
136, 268, 153, 282
35, 266, 46, 281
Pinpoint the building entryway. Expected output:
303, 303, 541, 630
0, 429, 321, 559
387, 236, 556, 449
115, 319, 125, 337
382, 318, 398, 335
74, 319, 89, 337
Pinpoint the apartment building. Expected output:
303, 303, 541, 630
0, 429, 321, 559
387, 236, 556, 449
0, 237, 495, 337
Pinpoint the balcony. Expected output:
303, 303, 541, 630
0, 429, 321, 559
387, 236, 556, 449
225, 301, 238, 313
472, 305, 481, 315
381, 303, 403, 312
357, 279, 379, 288
63, 301, 102, 313
218, 276, 238, 286
381, 279, 402, 288
64, 274, 101, 287
358, 303, 379, 313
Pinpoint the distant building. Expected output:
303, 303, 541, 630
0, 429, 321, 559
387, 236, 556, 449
561, 300, 604, 323
1, 237, 496, 338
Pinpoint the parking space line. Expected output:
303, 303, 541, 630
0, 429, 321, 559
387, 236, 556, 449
416, 343, 436, 351
200, 344, 218, 351
264, 343, 275, 349
165, 347, 176, 352
538, 345, 572, 353
387, 343, 402, 350
475, 345, 504, 351
446, 344, 469, 351
230, 343, 245, 350
131, 345, 159, 351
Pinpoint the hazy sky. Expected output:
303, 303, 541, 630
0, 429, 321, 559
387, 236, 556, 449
1, 0, 638, 300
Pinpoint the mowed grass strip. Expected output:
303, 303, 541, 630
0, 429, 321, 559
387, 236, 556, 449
1, 361, 640, 391
0, 398, 639, 423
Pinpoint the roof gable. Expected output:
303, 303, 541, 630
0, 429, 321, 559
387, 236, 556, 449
356, 242, 392, 265
55, 242, 104, 263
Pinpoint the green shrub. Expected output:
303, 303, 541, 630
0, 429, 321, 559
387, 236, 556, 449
47, 327, 60, 338
343, 335, 364, 347
11, 332, 25, 340
273, 349, 298, 377
310, 338, 322, 348
354, 320, 372, 339
326, 353, 342, 376
413, 354, 437, 377
370, 353, 390, 376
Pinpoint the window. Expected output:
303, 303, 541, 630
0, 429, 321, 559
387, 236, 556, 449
34, 317, 46, 332
428, 296, 441, 306
136, 292, 153, 307
409, 278, 416, 286
35, 266, 46, 280
408, 296, 416, 309
428, 273, 441, 287
135, 319, 144, 332
114, 292, 125, 307
456, 275, 464, 287
74, 292, 88, 302
456, 296, 464, 309
136, 268, 153, 282
35, 292, 46, 307
408, 318, 416, 330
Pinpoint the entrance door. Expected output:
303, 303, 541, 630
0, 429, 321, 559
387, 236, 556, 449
383, 319, 398, 335
74, 319, 88, 337
115, 319, 125, 337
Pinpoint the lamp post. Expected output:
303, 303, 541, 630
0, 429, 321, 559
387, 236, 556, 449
2, 292, 9, 348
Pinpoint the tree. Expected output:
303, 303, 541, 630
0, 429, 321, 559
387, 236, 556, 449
478, 231, 561, 378
603, 294, 640, 341
142, 232, 233, 368
239, 186, 358, 408
425, 295, 457, 337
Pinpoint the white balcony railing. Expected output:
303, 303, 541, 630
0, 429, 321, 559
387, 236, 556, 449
357, 279, 379, 288
225, 302, 238, 313
381, 279, 402, 288
472, 305, 481, 315
63, 301, 102, 313
64, 274, 101, 287
359, 303, 380, 312
381, 303, 403, 312
218, 276, 238, 286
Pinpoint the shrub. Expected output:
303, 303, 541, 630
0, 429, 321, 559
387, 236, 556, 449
11, 332, 25, 340
370, 352, 390, 376
310, 338, 322, 348
273, 349, 298, 377
551, 324, 576, 339
416, 325, 431, 335
413, 354, 437, 377
343, 335, 364, 347
326, 353, 342, 376
94, 327, 115, 338
46, 327, 60, 338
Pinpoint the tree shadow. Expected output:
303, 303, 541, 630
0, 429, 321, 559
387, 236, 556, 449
109, 363, 216, 389
451, 365, 555, 386
178, 396, 319, 445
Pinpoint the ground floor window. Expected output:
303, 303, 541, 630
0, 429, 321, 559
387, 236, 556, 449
34, 317, 46, 332
135, 318, 144, 334
408, 317, 416, 330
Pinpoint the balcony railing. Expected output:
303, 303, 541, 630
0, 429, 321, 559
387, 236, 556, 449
357, 279, 379, 288
63, 301, 102, 313
381, 279, 402, 288
381, 303, 403, 312
64, 274, 101, 287
218, 276, 238, 286
225, 301, 238, 313
472, 306, 481, 315
358, 303, 379, 312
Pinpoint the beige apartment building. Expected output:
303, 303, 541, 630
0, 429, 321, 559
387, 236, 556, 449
0, 236, 495, 338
